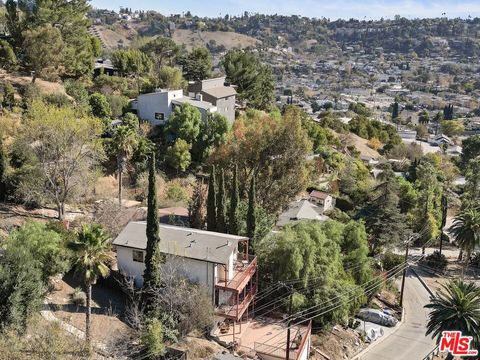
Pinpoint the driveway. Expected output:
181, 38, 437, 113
359, 268, 437, 360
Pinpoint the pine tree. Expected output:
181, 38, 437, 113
207, 165, 217, 231
246, 176, 256, 247
142, 152, 161, 310
228, 165, 239, 234
363, 168, 409, 255
188, 180, 206, 229
216, 168, 226, 233
0, 137, 6, 202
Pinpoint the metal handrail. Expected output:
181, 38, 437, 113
296, 320, 312, 360
216, 256, 257, 291
422, 345, 440, 360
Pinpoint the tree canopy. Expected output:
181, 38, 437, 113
180, 48, 212, 82
18, 102, 104, 219
256, 220, 371, 327
165, 103, 202, 144
210, 107, 312, 213
221, 50, 275, 111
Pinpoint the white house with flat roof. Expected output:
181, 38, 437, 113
131, 89, 217, 125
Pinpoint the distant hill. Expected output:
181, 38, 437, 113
171, 29, 260, 51
89, 23, 259, 51
89, 25, 136, 50
88, 10, 480, 58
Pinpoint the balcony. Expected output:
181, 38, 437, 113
214, 317, 312, 360
216, 255, 257, 292
216, 284, 257, 320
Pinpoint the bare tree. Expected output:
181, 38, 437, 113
18, 102, 103, 220
119, 259, 214, 339
148, 259, 214, 336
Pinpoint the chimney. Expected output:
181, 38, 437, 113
196, 93, 203, 102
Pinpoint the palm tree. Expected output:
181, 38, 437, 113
70, 224, 113, 346
112, 126, 138, 206
449, 208, 480, 278
425, 280, 480, 360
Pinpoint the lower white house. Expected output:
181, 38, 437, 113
113, 222, 258, 323
113, 222, 312, 360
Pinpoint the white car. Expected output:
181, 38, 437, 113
357, 308, 398, 327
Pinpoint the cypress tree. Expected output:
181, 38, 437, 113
142, 152, 161, 309
228, 165, 239, 234
392, 102, 399, 119
246, 176, 256, 246
216, 168, 226, 233
188, 180, 206, 229
0, 137, 6, 201
443, 104, 454, 120
207, 165, 217, 231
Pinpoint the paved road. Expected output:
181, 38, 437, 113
360, 268, 437, 360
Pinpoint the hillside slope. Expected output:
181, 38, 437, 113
90, 24, 260, 51
171, 29, 260, 51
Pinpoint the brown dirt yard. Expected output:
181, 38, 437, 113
0, 71, 67, 96
46, 273, 135, 349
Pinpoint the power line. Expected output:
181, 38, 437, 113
259, 261, 412, 345
260, 251, 431, 345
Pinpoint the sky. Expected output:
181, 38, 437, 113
90, 0, 480, 20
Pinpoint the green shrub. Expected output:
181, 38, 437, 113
20, 83, 42, 106
106, 95, 129, 118
424, 251, 448, 272
2, 81, 15, 108
166, 181, 188, 203
71, 287, 86, 306
64, 79, 88, 105
141, 318, 165, 357
92, 74, 128, 95
89, 93, 112, 118
382, 251, 404, 271
43, 93, 72, 108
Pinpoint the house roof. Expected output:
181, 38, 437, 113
172, 97, 217, 111
309, 190, 331, 200
112, 222, 248, 265
201, 86, 237, 99
434, 134, 453, 143
276, 200, 329, 227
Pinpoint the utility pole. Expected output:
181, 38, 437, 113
400, 241, 409, 308
285, 283, 294, 360
286, 319, 292, 360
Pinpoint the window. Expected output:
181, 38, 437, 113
155, 112, 165, 120
132, 250, 144, 263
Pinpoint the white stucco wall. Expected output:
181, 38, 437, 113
116, 246, 146, 287
323, 196, 334, 212
116, 245, 218, 293
137, 90, 183, 125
